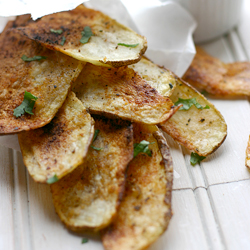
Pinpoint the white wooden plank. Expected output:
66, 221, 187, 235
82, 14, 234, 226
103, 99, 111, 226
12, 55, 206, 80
12, 150, 31, 250
237, 0, 250, 59
194, 188, 224, 250
227, 30, 248, 61
0, 146, 14, 250
163, 133, 193, 190
148, 189, 209, 250
208, 179, 250, 250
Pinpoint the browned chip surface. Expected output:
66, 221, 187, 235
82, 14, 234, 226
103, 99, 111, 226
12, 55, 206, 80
73, 63, 176, 124
18, 5, 147, 67
51, 116, 133, 231
183, 46, 250, 97
0, 28, 84, 134
102, 124, 173, 250
18, 92, 94, 183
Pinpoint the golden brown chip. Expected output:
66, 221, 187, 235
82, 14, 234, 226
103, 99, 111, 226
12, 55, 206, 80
102, 123, 173, 250
0, 28, 84, 134
129, 56, 178, 97
18, 92, 94, 183
18, 5, 147, 67
73, 63, 176, 124
160, 79, 227, 156
183, 46, 250, 97
51, 116, 133, 231
245, 135, 250, 169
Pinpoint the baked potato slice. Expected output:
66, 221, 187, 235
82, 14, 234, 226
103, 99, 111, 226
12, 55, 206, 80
245, 135, 250, 169
183, 46, 250, 97
102, 123, 173, 250
18, 5, 147, 68
18, 92, 94, 183
73, 63, 176, 124
51, 116, 133, 231
160, 79, 227, 156
0, 28, 84, 134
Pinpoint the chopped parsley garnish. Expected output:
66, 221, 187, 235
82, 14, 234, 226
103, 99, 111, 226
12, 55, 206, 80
47, 174, 59, 184
190, 152, 206, 166
134, 140, 154, 157
60, 36, 66, 46
118, 43, 139, 48
174, 98, 210, 111
21, 55, 47, 62
80, 26, 93, 44
169, 83, 173, 89
50, 28, 63, 34
13, 91, 38, 117
81, 238, 88, 244
91, 129, 103, 151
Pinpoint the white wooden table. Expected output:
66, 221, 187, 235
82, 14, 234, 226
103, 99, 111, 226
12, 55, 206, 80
1, 1, 250, 250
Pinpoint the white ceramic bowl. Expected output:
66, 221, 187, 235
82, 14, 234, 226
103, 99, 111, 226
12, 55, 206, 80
162, 0, 243, 43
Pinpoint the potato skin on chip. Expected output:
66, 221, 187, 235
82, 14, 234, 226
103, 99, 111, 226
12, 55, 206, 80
0, 28, 84, 134
73, 63, 176, 124
102, 124, 173, 250
18, 92, 94, 183
18, 5, 147, 67
160, 79, 227, 156
183, 46, 250, 97
51, 116, 133, 231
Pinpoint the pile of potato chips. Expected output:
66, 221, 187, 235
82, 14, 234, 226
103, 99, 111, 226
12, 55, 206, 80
0, 5, 227, 250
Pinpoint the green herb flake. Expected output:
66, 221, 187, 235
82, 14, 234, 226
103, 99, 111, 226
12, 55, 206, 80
13, 91, 38, 117
81, 238, 88, 244
169, 83, 173, 89
47, 174, 59, 184
80, 26, 93, 44
174, 98, 210, 111
91, 129, 103, 151
21, 55, 47, 62
190, 152, 206, 166
133, 140, 154, 158
117, 43, 139, 48
50, 28, 63, 34
60, 36, 66, 46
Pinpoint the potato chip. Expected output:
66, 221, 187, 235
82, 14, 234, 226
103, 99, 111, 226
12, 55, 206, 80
18, 92, 94, 183
18, 5, 147, 67
129, 56, 178, 97
51, 116, 133, 231
245, 135, 250, 169
183, 46, 250, 97
160, 79, 227, 156
73, 63, 176, 124
102, 123, 172, 250
0, 28, 84, 134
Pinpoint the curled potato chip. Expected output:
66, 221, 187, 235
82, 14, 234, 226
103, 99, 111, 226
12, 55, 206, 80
183, 46, 250, 97
18, 92, 94, 183
73, 63, 176, 124
160, 79, 227, 156
102, 123, 173, 250
0, 28, 84, 134
51, 116, 133, 231
18, 5, 147, 67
